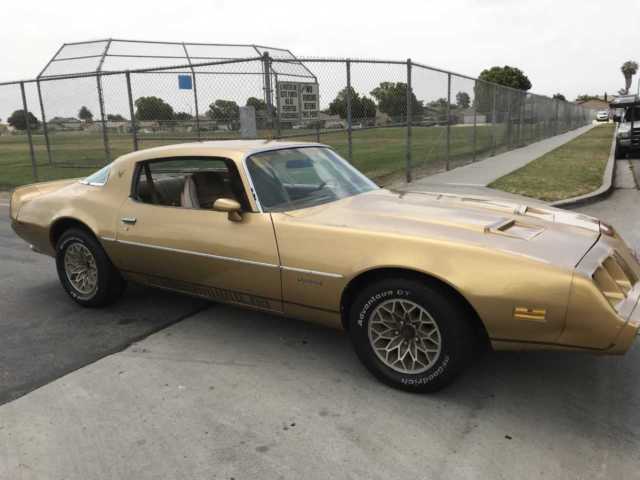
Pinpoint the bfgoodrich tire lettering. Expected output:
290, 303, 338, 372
348, 278, 474, 393
55, 228, 126, 307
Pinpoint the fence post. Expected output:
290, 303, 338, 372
36, 80, 52, 164
405, 59, 413, 183
346, 59, 353, 163
262, 52, 275, 135
445, 72, 451, 170
472, 93, 477, 162
491, 85, 497, 155
181, 43, 201, 140
96, 74, 111, 163
274, 73, 281, 138
20, 81, 38, 182
192, 72, 201, 140
531, 100, 537, 141
506, 89, 512, 148
125, 71, 138, 151
519, 92, 525, 146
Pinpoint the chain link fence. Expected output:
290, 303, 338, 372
0, 54, 595, 188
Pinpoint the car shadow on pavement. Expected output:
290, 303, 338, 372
0, 281, 208, 405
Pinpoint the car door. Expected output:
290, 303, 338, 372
112, 156, 282, 313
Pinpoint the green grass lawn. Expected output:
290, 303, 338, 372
489, 124, 614, 202
0, 120, 546, 189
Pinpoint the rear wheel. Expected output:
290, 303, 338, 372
348, 277, 474, 393
55, 228, 126, 307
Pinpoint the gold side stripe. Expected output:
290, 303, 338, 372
104, 237, 344, 279
280, 266, 344, 279
514, 307, 546, 322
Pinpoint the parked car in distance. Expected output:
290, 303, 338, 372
596, 110, 610, 122
10, 140, 640, 392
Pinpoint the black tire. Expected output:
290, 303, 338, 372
615, 143, 626, 159
348, 277, 474, 393
55, 228, 126, 307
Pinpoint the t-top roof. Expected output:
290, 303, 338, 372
38, 38, 316, 81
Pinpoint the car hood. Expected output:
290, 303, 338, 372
280, 189, 601, 269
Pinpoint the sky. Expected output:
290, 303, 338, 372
1, 0, 638, 102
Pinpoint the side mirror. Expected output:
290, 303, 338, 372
213, 198, 242, 222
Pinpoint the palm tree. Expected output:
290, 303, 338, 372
620, 61, 639, 94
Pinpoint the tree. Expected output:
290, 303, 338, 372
207, 99, 240, 130
621, 60, 638, 95
328, 87, 377, 120
78, 106, 93, 122
575, 94, 600, 102
174, 112, 193, 121
455, 91, 470, 109
478, 66, 532, 91
106, 113, 126, 121
474, 66, 531, 115
246, 97, 267, 111
135, 96, 175, 121
552, 93, 566, 101
370, 82, 423, 120
7, 109, 39, 131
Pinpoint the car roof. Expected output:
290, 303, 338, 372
610, 95, 640, 108
111, 139, 328, 167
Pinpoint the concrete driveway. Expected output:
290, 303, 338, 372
1, 169, 640, 479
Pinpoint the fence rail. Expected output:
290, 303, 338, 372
0, 56, 596, 188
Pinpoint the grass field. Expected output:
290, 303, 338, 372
0, 121, 551, 189
490, 124, 614, 201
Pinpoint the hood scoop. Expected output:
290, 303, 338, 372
485, 218, 545, 240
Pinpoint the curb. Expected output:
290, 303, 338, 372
550, 128, 617, 209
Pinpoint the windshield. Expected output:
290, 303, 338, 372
246, 147, 377, 212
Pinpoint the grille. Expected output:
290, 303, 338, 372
593, 254, 638, 309
631, 127, 640, 147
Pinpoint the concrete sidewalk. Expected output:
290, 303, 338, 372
405, 124, 594, 188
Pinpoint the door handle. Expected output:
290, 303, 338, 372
121, 216, 137, 225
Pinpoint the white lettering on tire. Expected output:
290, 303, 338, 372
357, 290, 394, 327
400, 355, 450, 385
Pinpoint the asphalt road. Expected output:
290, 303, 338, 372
1, 162, 640, 479
0, 201, 208, 405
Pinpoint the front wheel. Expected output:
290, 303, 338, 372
615, 142, 627, 159
348, 278, 474, 393
55, 228, 126, 307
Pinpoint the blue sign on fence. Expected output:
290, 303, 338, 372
178, 75, 193, 90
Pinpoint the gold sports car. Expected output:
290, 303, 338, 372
9, 140, 640, 392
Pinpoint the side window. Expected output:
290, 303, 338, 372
133, 157, 249, 210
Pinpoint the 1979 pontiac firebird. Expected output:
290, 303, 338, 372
9, 141, 640, 392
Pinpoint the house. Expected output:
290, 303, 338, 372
456, 109, 487, 125
575, 98, 610, 111
47, 116, 83, 131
